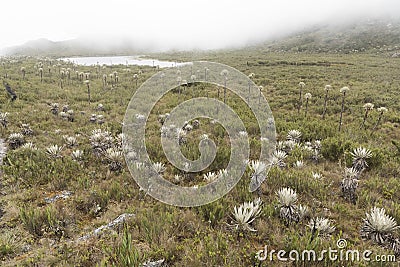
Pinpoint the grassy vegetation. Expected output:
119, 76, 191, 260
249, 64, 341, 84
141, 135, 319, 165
0, 48, 399, 266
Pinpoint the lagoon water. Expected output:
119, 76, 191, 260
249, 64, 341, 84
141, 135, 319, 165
60, 55, 188, 68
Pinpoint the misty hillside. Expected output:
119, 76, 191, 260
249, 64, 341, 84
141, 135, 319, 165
4, 18, 400, 57
260, 18, 400, 55
3, 38, 147, 57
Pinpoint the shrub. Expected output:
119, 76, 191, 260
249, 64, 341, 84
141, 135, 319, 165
321, 136, 352, 161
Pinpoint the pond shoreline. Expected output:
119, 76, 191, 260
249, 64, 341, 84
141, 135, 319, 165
59, 55, 190, 68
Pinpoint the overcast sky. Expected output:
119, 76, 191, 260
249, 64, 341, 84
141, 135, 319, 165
0, 0, 398, 51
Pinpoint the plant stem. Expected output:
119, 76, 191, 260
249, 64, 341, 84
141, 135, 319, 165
305, 99, 309, 117
87, 84, 91, 103
298, 90, 302, 114
339, 93, 346, 131
322, 90, 328, 119
224, 80, 227, 103
247, 81, 251, 103
372, 113, 383, 131
361, 110, 369, 129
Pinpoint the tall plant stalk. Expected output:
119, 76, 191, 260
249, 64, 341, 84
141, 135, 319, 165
339, 87, 349, 131
298, 82, 305, 114
322, 85, 332, 119
373, 107, 388, 131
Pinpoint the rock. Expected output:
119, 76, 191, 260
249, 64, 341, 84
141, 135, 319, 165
77, 213, 135, 241
44, 191, 73, 203
142, 259, 166, 267
4, 82, 17, 101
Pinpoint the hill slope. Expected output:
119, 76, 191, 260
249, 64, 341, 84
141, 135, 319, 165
3, 37, 147, 57
260, 18, 400, 54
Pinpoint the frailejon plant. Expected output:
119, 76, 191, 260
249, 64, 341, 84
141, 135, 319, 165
229, 198, 262, 232
361, 207, 399, 245
66, 68, 71, 82
105, 147, 124, 172
247, 73, 254, 102
66, 109, 74, 122
276, 187, 299, 224
270, 150, 287, 168
39, 67, 43, 82
60, 70, 65, 89
287, 129, 302, 143
304, 93, 312, 117
350, 147, 372, 172
298, 204, 310, 221
96, 115, 105, 125
0, 112, 9, 128
7, 133, 25, 149
20, 142, 37, 150
176, 76, 182, 94
339, 86, 350, 131
63, 135, 78, 148
50, 103, 59, 115
97, 103, 105, 112
249, 161, 267, 176
341, 167, 359, 204
293, 160, 304, 168
176, 128, 187, 145
308, 217, 335, 238
89, 129, 114, 156
90, 114, 97, 123
46, 144, 63, 159
311, 172, 323, 179
183, 123, 193, 132
20, 123, 33, 136
71, 149, 84, 162
133, 73, 139, 87
60, 110, 74, 122
152, 162, 166, 174
361, 103, 374, 129
310, 140, 323, 162
2, 61, 7, 78
322, 85, 332, 119
102, 74, 107, 88
20, 67, 26, 80
220, 69, 229, 103
203, 171, 218, 183
84, 80, 91, 103
192, 119, 200, 129
248, 160, 267, 193
258, 86, 263, 104
115, 133, 125, 150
